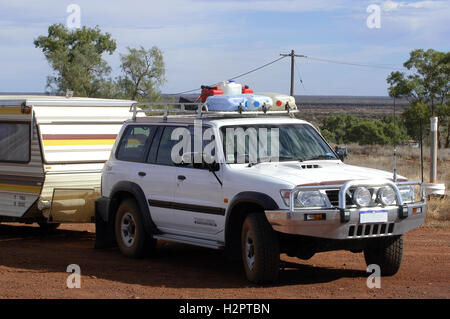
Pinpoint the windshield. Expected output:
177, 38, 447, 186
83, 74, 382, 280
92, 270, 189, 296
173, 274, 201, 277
220, 123, 336, 164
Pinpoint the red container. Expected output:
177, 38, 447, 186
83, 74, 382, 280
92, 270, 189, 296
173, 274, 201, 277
200, 86, 223, 102
242, 85, 254, 94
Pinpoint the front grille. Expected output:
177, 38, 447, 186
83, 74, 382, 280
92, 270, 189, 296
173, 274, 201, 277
326, 190, 353, 207
348, 223, 395, 237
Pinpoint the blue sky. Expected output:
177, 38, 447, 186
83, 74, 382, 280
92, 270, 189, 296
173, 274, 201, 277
0, 0, 449, 96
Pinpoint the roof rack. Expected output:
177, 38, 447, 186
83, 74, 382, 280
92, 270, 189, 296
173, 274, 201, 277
129, 102, 298, 121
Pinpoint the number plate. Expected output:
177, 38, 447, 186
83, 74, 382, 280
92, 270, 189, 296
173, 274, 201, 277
359, 209, 388, 223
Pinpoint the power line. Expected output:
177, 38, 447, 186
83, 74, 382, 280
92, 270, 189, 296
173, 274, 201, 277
170, 55, 288, 95
303, 56, 407, 70
228, 56, 287, 81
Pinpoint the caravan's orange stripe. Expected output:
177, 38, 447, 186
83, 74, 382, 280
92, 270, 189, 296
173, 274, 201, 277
43, 139, 116, 146
0, 107, 22, 115
0, 183, 41, 193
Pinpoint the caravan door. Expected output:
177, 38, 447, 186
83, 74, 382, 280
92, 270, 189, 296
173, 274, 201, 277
0, 104, 44, 219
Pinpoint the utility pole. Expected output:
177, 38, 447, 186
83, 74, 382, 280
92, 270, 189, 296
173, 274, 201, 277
280, 50, 305, 96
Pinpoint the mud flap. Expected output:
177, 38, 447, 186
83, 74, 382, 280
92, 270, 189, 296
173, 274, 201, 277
94, 200, 117, 249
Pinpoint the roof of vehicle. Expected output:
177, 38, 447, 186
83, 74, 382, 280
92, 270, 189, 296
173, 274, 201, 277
0, 95, 136, 107
126, 115, 309, 127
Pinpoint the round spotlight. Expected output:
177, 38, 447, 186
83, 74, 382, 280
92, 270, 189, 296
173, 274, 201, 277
378, 186, 396, 206
353, 187, 372, 207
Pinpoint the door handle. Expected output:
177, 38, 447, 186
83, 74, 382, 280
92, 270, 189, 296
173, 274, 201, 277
138, 172, 146, 177
177, 175, 186, 181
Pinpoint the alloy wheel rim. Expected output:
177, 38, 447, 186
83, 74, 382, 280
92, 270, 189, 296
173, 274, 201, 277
245, 230, 255, 271
121, 212, 136, 248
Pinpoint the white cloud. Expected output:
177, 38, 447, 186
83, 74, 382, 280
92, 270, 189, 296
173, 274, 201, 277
381, 0, 446, 11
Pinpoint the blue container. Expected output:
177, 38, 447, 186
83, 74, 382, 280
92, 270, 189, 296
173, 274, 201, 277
243, 94, 273, 111
205, 95, 248, 111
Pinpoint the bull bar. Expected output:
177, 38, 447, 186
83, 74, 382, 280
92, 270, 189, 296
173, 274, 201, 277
265, 179, 427, 240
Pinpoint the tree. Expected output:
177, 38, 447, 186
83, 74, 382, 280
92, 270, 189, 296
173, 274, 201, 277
115, 46, 166, 101
387, 49, 449, 147
34, 23, 116, 97
320, 114, 407, 146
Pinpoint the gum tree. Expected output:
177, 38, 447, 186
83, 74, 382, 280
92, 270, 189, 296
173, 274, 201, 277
387, 49, 449, 147
34, 23, 116, 97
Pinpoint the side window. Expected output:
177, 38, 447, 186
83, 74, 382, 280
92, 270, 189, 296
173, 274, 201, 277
179, 125, 217, 169
0, 122, 30, 163
116, 125, 153, 162
155, 126, 181, 166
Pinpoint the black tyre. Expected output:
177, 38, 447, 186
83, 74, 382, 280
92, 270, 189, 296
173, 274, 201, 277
38, 222, 60, 231
364, 235, 403, 276
114, 199, 156, 258
241, 213, 280, 284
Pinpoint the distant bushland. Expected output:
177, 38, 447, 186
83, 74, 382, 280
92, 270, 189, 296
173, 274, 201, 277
320, 114, 408, 146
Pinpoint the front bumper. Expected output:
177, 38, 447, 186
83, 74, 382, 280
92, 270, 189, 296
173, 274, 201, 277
265, 180, 427, 240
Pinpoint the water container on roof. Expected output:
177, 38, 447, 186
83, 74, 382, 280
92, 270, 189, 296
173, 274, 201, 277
218, 81, 242, 96
205, 95, 248, 111
243, 94, 273, 111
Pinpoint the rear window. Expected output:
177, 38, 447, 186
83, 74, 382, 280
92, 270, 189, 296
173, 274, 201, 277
0, 122, 30, 163
116, 125, 153, 162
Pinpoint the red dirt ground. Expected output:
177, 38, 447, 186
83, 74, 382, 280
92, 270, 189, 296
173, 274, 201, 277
0, 223, 448, 299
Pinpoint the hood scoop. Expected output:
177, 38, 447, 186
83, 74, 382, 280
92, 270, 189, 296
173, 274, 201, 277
300, 164, 321, 169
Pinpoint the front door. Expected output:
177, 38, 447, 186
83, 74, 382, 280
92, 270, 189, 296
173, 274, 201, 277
172, 125, 224, 238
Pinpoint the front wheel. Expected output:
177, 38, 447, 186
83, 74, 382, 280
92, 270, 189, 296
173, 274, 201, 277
115, 199, 156, 258
364, 235, 403, 276
241, 213, 280, 284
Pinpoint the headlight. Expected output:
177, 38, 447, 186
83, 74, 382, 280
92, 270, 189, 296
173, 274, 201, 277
353, 187, 372, 207
377, 186, 396, 206
398, 185, 415, 203
297, 191, 328, 207
280, 190, 328, 208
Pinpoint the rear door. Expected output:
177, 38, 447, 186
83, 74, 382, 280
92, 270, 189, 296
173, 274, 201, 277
0, 104, 44, 218
143, 125, 185, 232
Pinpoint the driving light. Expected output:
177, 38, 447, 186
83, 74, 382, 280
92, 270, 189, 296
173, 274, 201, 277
398, 185, 415, 203
377, 186, 396, 206
353, 187, 372, 207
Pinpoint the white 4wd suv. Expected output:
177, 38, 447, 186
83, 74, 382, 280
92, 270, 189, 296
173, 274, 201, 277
95, 104, 426, 284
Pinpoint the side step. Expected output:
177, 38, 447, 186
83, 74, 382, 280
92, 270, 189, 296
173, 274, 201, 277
153, 233, 224, 250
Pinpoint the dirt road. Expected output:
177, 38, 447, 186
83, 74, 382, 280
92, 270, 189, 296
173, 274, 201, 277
0, 223, 448, 299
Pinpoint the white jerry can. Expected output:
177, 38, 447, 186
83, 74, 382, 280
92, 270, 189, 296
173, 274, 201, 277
217, 80, 242, 96
259, 92, 297, 110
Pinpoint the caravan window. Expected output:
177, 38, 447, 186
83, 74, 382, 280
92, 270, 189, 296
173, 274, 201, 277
0, 122, 30, 163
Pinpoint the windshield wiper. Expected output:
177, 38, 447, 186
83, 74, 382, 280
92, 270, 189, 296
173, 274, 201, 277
301, 154, 336, 161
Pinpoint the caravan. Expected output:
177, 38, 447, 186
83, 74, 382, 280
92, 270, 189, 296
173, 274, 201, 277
0, 95, 137, 227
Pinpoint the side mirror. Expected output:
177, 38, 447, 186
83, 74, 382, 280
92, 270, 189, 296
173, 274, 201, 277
182, 152, 220, 171
206, 161, 220, 172
335, 146, 348, 162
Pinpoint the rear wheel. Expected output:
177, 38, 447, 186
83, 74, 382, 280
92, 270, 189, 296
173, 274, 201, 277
241, 213, 280, 284
115, 199, 156, 258
364, 235, 403, 276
